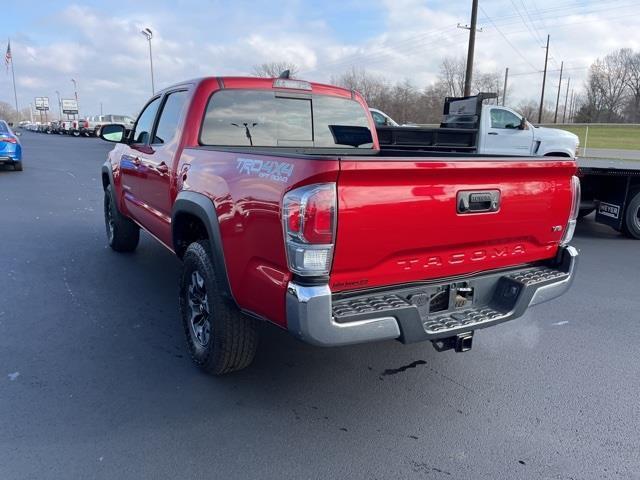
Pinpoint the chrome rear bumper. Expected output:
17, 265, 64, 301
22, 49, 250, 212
286, 246, 578, 347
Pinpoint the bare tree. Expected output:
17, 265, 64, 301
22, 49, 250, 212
624, 50, 640, 122
516, 100, 539, 122
331, 67, 389, 105
252, 62, 300, 78
473, 71, 504, 103
439, 57, 466, 97
585, 49, 631, 121
0, 101, 20, 123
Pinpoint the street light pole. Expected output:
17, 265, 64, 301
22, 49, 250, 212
141, 28, 155, 94
55, 90, 62, 120
71, 78, 79, 118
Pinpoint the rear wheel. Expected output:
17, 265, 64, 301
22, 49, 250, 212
104, 185, 140, 251
72, 130, 80, 137
13, 162, 23, 172
622, 190, 640, 239
179, 241, 258, 375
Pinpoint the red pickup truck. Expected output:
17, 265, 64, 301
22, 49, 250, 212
99, 75, 579, 375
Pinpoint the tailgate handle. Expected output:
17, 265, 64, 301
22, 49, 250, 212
457, 190, 500, 213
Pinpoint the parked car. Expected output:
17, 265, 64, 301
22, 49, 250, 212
85, 115, 106, 136
374, 95, 580, 158
0, 119, 23, 171
48, 121, 62, 134
60, 119, 82, 136
99, 76, 579, 375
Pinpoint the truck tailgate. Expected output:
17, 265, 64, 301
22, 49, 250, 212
330, 158, 577, 292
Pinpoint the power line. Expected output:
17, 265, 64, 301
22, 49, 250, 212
479, 5, 539, 70
301, 25, 460, 74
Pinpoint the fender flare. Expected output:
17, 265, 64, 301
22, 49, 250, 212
172, 191, 236, 304
101, 162, 114, 190
101, 162, 126, 214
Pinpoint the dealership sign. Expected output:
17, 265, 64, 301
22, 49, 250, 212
35, 97, 50, 111
62, 99, 78, 114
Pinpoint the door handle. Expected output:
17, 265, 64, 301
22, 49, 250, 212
157, 162, 169, 174
488, 132, 499, 135
457, 190, 501, 214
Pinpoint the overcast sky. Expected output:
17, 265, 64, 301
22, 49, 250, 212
2, 0, 639, 118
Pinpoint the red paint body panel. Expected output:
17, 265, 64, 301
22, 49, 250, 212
181, 148, 339, 326
107, 76, 577, 331
331, 159, 577, 292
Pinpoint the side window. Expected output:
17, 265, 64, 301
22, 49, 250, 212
153, 91, 188, 145
490, 108, 521, 129
132, 97, 161, 144
371, 111, 386, 126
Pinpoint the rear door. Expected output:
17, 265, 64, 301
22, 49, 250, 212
135, 89, 189, 245
482, 107, 533, 155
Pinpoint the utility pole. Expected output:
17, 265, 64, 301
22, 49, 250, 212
562, 77, 570, 123
553, 61, 563, 123
538, 34, 550, 124
100, 102, 103, 116
502, 67, 509, 106
569, 89, 575, 122
141, 28, 155, 94
461, 0, 479, 97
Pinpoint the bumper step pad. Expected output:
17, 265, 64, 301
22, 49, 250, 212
331, 265, 570, 340
423, 307, 504, 334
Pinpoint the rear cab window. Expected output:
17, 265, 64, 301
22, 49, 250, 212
199, 89, 373, 151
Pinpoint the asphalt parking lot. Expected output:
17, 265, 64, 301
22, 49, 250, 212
1, 132, 639, 480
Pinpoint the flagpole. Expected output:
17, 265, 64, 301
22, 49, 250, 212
8, 39, 18, 114
11, 57, 18, 114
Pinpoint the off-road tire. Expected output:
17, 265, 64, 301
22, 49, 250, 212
179, 241, 258, 375
622, 190, 640, 239
104, 185, 139, 252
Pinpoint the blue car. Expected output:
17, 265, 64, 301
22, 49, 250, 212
0, 120, 22, 171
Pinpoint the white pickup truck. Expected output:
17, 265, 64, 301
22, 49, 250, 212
372, 94, 579, 158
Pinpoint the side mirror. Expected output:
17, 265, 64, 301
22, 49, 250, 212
14, 131, 21, 137
518, 117, 527, 130
100, 123, 126, 143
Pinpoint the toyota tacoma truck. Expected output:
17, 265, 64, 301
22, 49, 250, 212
99, 75, 579, 375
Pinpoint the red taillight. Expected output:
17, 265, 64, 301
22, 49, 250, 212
0, 136, 17, 144
282, 183, 336, 276
287, 200, 301, 232
302, 188, 334, 244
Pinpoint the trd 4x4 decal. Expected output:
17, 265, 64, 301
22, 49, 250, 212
236, 158, 294, 183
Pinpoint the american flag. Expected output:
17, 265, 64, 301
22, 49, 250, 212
5, 40, 11, 73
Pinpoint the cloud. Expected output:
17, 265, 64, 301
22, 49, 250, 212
1, 0, 639, 118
